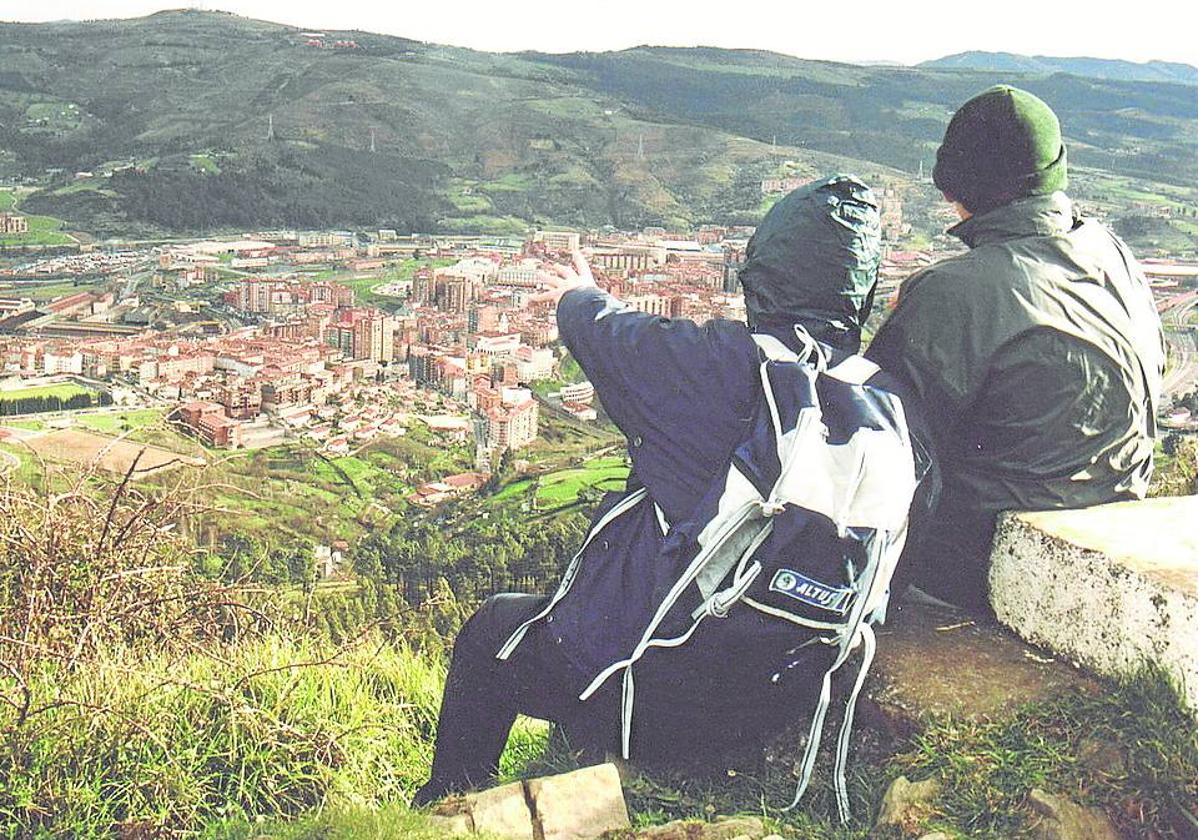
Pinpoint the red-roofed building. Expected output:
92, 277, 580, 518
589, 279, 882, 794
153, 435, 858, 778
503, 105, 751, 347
178, 401, 242, 448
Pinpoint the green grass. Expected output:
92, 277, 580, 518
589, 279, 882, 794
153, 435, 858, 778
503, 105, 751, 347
0, 441, 47, 487
436, 215, 530, 236
534, 455, 628, 507
446, 180, 494, 213
24, 100, 81, 131
76, 407, 203, 453
165, 432, 472, 546
190, 153, 221, 174
486, 452, 632, 505
0, 187, 74, 246
479, 173, 535, 194
0, 418, 46, 431
204, 805, 488, 840
50, 180, 120, 197
0, 278, 99, 300
0, 383, 96, 403
0, 633, 552, 837
487, 455, 628, 508
74, 408, 165, 434
0, 209, 75, 246
893, 668, 1198, 839
491, 477, 534, 502
319, 258, 455, 308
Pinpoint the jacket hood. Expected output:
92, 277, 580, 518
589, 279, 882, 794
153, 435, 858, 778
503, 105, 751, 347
739, 174, 881, 354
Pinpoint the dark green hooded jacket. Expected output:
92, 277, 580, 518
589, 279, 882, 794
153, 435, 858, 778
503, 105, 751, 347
866, 193, 1165, 607
740, 174, 881, 352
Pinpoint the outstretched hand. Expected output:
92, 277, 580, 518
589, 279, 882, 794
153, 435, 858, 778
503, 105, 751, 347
530, 250, 596, 306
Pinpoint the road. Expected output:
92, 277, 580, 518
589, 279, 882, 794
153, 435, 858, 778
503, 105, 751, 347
1162, 295, 1198, 399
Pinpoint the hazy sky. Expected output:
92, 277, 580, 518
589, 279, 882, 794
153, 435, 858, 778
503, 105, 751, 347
2, 0, 1196, 66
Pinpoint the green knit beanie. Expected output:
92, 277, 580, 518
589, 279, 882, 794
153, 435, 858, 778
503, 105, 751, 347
933, 85, 1068, 215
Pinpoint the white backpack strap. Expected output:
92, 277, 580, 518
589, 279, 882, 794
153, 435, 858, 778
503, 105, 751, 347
825, 354, 880, 385
752, 325, 830, 370
751, 333, 799, 363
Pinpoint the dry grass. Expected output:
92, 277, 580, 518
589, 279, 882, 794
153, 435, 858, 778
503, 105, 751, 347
22, 428, 201, 478
0, 452, 268, 684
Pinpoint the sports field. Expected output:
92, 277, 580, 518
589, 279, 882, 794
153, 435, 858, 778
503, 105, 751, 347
0, 383, 97, 403
24, 428, 201, 477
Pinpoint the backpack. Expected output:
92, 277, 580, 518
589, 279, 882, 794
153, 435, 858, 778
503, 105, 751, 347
501, 330, 929, 821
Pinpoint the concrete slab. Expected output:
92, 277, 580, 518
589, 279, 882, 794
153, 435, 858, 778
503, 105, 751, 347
989, 497, 1198, 717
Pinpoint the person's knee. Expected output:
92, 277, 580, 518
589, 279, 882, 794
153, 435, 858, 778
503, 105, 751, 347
454, 593, 545, 657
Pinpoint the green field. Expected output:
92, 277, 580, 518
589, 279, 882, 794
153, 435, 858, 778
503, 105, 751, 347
479, 173, 535, 194
0, 418, 46, 431
435, 215, 531, 236
314, 257, 456, 308
25, 100, 81, 130
189, 153, 220, 174
73, 407, 197, 451
0, 278, 100, 301
0, 189, 75, 246
175, 428, 476, 546
492, 454, 629, 507
535, 455, 628, 506
0, 383, 96, 403
0, 441, 47, 486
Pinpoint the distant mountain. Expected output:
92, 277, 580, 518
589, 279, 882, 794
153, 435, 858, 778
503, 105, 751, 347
1, 11, 1196, 241
921, 52, 1198, 86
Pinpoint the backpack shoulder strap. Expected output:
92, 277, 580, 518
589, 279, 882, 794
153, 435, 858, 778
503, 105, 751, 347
825, 354, 880, 385
751, 333, 800, 363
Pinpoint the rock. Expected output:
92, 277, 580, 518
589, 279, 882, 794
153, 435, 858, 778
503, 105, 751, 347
872, 775, 940, 838
866, 598, 1099, 736
525, 763, 630, 840
1027, 789, 1121, 840
465, 781, 536, 840
915, 834, 951, 840
634, 817, 768, 840
602, 751, 635, 785
990, 499, 1198, 719
426, 812, 473, 836
635, 819, 705, 840
703, 816, 767, 840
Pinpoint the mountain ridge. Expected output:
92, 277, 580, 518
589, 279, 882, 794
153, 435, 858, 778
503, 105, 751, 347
920, 51, 1198, 86
1, 10, 1195, 244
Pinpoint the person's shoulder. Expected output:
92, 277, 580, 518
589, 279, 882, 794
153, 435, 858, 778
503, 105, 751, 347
895, 252, 976, 301
696, 318, 758, 374
1068, 215, 1137, 262
702, 316, 753, 343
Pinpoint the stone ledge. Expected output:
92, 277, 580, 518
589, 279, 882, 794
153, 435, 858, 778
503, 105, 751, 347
989, 496, 1198, 716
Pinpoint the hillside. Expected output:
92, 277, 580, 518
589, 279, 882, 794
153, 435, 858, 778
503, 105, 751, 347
1, 10, 1197, 239
921, 51, 1198, 86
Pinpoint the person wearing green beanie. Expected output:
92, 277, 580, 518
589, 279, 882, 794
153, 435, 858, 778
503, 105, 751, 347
932, 85, 1068, 216
867, 85, 1165, 612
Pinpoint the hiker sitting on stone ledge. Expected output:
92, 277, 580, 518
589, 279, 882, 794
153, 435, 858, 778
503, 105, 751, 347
866, 85, 1166, 613
415, 175, 936, 807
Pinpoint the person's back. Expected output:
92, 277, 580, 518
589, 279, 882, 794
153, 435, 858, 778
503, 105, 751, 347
866, 87, 1165, 608
415, 175, 918, 805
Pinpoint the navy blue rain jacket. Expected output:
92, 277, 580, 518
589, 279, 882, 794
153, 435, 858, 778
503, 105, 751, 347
532, 286, 928, 690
